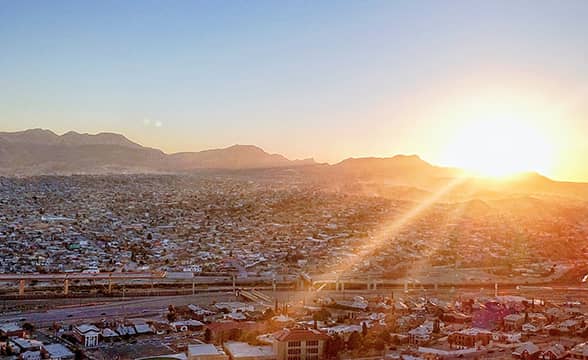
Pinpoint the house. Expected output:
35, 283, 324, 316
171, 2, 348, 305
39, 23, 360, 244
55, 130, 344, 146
8, 337, 42, 355
539, 344, 566, 360
73, 324, 100, 348
41, 343, 75, 360
522, 324, 539, 333
492, 332, 522, 344
188, 304, 215, 320
504, 314, 525, 331
569, 342, 588, 360
512, 342, 540, 360
558, 319, 580, 334
322, 325, 362, 341
273, 328, 330, 360
408, 325, 431, 346
116, 324, 137, 336
188, 344, 229, 360
206, 321, 261, 344
0, 322, 25, 337
134, 323, 154, 335
448, 328, 491, 349
527, 313, 548, 327
173, 320, 205, 332
224, 341, 276, 360
101, 327, 119, 341
215, 302, 255, 313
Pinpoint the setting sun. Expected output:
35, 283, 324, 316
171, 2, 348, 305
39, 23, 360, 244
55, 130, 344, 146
443, 116, 555, 178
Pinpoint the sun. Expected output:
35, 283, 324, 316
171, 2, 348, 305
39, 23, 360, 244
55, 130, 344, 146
443, 116, 554, 178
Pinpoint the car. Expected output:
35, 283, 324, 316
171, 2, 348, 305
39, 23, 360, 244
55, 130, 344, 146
67, 314, 73, 318
101, 312, 106, 315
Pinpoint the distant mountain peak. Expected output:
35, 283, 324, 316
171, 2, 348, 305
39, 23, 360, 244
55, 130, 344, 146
336, 153, 432, 168
0, 128, 59, 144
225, 144, 266, 152
58, 131, 144, 149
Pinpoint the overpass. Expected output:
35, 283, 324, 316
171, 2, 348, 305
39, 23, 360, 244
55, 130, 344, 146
0, 272, 166, 296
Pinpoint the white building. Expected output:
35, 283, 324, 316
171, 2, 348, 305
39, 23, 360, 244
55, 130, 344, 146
73, 324, 100, 347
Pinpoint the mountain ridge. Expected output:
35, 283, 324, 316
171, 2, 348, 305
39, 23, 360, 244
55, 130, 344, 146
0, 128, 317, 175
2, 128, 588, 200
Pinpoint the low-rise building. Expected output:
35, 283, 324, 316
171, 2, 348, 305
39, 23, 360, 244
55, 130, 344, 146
512, 342, 540, 360
569, 342, 588, 360
539, 344, 566, 360
447, 328, 491, 349
504, 314, 525, 331
224, 341, 276, 360
73, 324, 100, 348
41, 343, 75, 360
273, 328, 330, 360
188, 344, 229, 360
0, 322, 25, 337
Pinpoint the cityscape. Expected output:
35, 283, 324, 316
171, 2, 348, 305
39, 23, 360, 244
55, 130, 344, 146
3, 1, 588, 360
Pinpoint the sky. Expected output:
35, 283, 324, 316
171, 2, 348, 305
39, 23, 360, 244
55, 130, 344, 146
2, 0, 588, 181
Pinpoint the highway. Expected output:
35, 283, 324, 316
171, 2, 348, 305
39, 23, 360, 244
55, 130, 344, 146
0, 292, 238, 327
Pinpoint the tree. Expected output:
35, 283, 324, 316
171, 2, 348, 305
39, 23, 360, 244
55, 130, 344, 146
347, 331, 362, 350
166, 304, 177, 323
204, 328, 212, 343
378, 329, 391, 343
313, 308, 331, 322
433, 319, 440, 334
374, 338, 386, 351
262, 308, 275, 320
166, 312, 177, 323
22, 322, 35, 333
327, 333, 344, 359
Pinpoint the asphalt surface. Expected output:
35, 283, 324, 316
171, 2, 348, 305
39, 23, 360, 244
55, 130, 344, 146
0, 291, 238, 327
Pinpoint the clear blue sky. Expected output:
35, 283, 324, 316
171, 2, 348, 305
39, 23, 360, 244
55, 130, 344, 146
2, 0, 588, 179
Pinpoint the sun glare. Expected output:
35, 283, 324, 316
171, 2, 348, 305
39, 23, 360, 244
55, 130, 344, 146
444, 116, 554, 178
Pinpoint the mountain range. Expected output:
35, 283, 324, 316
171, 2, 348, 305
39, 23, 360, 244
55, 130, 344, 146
2, 128, 588, 200
0, 129, 314, 175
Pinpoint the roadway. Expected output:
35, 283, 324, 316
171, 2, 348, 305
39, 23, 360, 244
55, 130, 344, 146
0, 292, 238, 328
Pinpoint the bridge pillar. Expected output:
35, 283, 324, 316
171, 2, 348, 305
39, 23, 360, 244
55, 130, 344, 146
373, 281, 377, 290
341, 281, 344, 292
64, 279, 69, 295
232, 274, 236, 293
108, 276, 113, 294
192, 273, 195, 295
19, 279, 25, 296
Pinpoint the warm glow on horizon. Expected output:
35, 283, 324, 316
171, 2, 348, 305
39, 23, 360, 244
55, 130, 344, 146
442, 114, 555, 178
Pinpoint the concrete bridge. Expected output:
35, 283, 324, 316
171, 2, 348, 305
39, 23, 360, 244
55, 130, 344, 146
310, 275, 382, 291
0, 272, 166, 296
